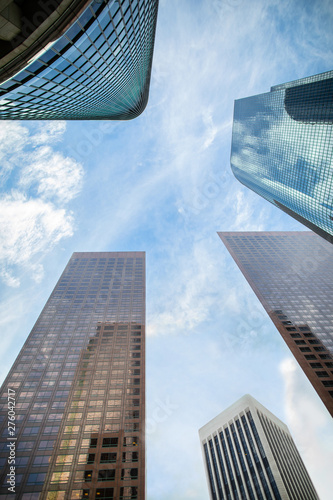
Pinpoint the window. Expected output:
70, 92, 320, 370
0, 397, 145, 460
23, 426, 39, 435
87, 454, 96, 464
123, 437, 138, 447
122, 451, 138, 462
50, 472, 70, 484
60, 439, 76, 449
125, 410, 139, 419
102, 437, 118, 448
299, 347, 311, 352
56, 455, 74, 465
78, 453, 95, 464
120, 487, 137, 499
98, 469, 115, 481
295, 340, 306, 345
84, 470, 93, 482
28, 473, 46, 485
310, 363, 322, 368
90, 438, 98, 448
121, 468, 138, 480
33, 456, 51, 466
95, 488, 113, 500
18, 441, 35, 450
100, 452, 117, 463
316, 371, 329, 377
305, 355, 316, 360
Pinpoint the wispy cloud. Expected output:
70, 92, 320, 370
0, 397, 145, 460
19, 146, 83, 203
0, 192, 74, 286
148, 238, 223, 336
0, 122, 83, 286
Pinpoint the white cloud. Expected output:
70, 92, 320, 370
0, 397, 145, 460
0, 192, 74, 286
0, 121, 83, 286
30, 121, 66, 145
20, 146, 83, 203
0, 122, 29, 181
147, 239, 224, 337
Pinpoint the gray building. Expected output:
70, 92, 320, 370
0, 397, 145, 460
219, 231, 333, 416
199, 394, 319, 500
0, 251, 146, 499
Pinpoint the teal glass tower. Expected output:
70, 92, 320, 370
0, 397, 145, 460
230, 71, 333, 244
0, 0, 159, 120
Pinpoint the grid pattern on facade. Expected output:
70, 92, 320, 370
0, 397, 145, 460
230, 71, 333, 243
219, 231, 333, 416
204, 414, 281, 500
0, 0, 159, 120
257, 411, 318, 500
0, 252, 145, 499
202, 416, 282, 499
199, 395, 319, 500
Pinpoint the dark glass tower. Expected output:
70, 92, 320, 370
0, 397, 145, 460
219, 231, 333, 416
230, 71, 333, 244
0, 251, 146, 499
199, 394, 319, 500
0, 0, 159, 120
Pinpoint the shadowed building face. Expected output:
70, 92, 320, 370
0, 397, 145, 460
219, 231, 333, 416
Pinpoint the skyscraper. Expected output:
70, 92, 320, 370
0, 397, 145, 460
219, 231, 333, 416
199, 394, 319, 500
0, 251, 146, 499
0, 0, 159, 119
230, 70, 333, 244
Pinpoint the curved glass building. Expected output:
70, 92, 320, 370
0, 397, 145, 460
0, 0, 159, 119
231, 71, 333, 244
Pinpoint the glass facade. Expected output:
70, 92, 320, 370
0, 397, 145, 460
230, 71, 333, 244
199, 395, 319, 500
0, 0, 159, 120
0, 251, 146, 499
219, 231, 333, 416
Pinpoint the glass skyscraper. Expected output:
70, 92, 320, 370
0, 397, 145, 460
230, 71, 333, 244
0, 0, 159, 119
0, 251, 146, 499
199, 394, 319, 500
219, 231, 333, 417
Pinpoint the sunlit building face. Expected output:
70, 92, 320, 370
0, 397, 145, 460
230, 71, 333, 244
0, 252, 146, 499
199, 394, 319, 500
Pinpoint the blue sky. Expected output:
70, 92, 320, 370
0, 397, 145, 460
0, 0, 333, 498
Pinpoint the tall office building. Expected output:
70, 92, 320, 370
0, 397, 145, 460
0, 0, 159, 119
230, 70, 333, 244
0, 252, 146, 499
199, 394, 319, 500
219, 231, 333, 416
